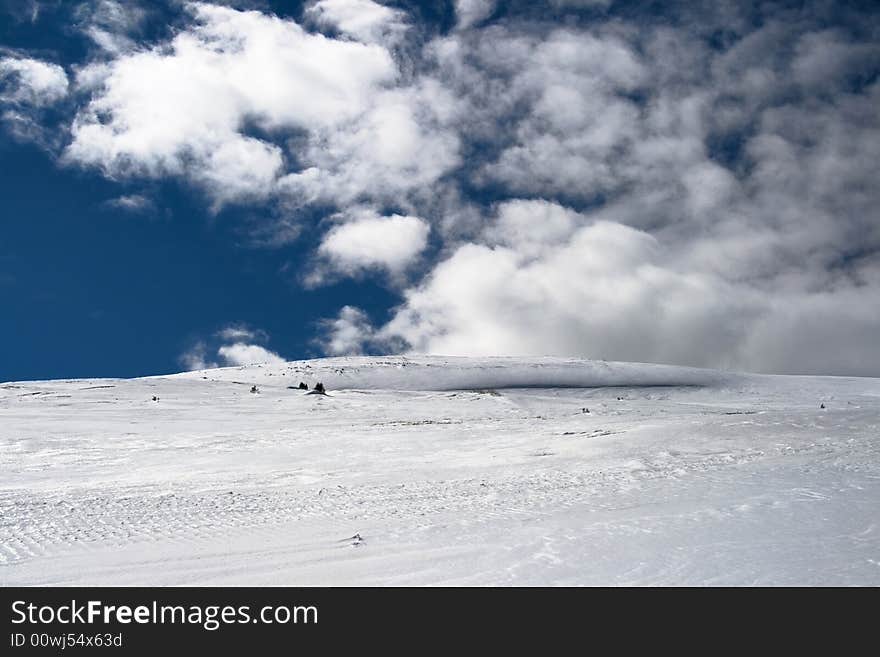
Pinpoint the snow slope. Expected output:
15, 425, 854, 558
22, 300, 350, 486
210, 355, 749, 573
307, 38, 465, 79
2, 356, 879, 585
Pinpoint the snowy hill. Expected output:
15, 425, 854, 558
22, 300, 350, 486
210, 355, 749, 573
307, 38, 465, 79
2, 356, 879, 585
172, 355, 738, 390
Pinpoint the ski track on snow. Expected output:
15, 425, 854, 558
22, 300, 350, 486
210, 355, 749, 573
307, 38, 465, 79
1, 356, 879, 585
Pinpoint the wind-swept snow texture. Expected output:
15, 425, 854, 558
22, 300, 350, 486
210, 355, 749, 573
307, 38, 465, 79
2, 356, 879, 585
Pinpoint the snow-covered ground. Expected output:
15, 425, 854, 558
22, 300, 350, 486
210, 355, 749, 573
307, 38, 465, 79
2, 355, 879, 585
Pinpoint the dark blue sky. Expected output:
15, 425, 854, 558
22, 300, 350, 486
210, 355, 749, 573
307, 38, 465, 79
0, 133, 401, 380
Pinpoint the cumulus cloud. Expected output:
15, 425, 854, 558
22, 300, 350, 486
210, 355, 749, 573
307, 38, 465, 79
316, 209, 430, 279
318, 305, 376, 355
306, 0, 408, 44
454, 0, 495, 30
276, 78, 461, 207
379, 191, 880, 374
463, 28, 647, 200
381, 216, 757, 366
74, 0, 149, 55
363, 4, 880, 375
0, 55, 68, 148
59, 2, 463, 216
64, 2, 399, 206
379, 201, 880, 375
217, 342, 285, 366
0, 56, 68, 105
482, 199, 584, 257
179, 324, 285, 370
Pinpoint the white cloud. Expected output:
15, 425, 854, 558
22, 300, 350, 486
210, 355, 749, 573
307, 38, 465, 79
276, 79, 461, 207
0, 56, 68, 105
471, 28, 647, 199
104, 193, 154, 213
180, 341, 213, 370
791, 29, 880, 93
319, 305, 376, 355
180, 324, 285, 370
483, 199, 583, 257
306, 0, 408, 44
75, 0, 148, 55
217, 342, 285, 366
454, 0, 495, 30
65, 2, 398, 206
0, 55, 69, 149
382, 216, 761, 366
216, 325, 264, 342
380, 195, 880, 374
317, 210, 430, 276
62, 2, 461, 215
354, 11, 880, 375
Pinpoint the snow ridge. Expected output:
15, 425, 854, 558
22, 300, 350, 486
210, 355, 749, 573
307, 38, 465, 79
173, 355, 740, 391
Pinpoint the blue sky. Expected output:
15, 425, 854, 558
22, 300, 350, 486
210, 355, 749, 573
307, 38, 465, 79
0, 138, 398, 379
2, 0, 879, 381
